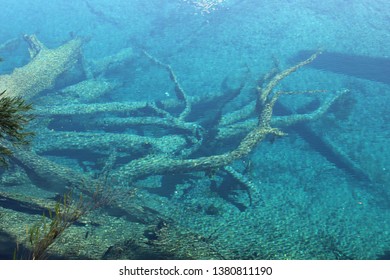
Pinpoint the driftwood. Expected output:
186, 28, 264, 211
0, 36, 348, 191
0, 36, 351, 259
0, 35, 82, 100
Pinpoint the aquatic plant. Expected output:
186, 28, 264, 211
25, 180, 113, 260
0, 89, 34, 166
26, 192, 85, 260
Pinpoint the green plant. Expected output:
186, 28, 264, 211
24, 180, 114, 260
0, 90, 34, 166
26, 192, 86, 260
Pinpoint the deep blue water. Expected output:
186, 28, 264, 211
0, 0, 390, 260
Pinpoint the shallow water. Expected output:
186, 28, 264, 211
0, 0, 389, 260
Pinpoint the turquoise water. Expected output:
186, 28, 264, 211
0, 0, 390, 259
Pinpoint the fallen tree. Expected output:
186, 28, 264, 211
0, 35, 350, 259
0, 35, 348, 191
0, 35, 82, 100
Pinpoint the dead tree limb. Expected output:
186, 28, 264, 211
113, 53, 337, 183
